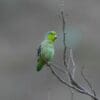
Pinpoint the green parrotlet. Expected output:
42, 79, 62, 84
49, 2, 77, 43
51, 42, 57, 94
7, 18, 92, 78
36, 31, 57, 71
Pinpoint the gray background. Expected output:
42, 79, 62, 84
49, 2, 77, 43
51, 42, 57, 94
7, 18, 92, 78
0, 0, 100, 100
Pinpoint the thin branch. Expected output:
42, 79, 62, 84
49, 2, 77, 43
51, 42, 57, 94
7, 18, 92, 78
47, 63, 98, 100
61, 11, 68, 69
68, 49, 82, 93
60, 10, 98, 100
61, 11, 75, 100
50, 63, 66, 73
69, 49, 76, 78
61, 11, 85, 91
81, 66, 96, 97
67, 48, 75, 100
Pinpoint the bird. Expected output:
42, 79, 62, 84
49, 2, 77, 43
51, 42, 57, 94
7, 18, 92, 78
36, 31, 57, 71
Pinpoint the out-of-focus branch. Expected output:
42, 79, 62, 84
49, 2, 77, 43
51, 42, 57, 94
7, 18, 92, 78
60, 10, 98, 100
60, 11, 68, 69
69, 49, 76, 78
60, 11, 75, 100
50, 63, 66, 73
47, 63, 98, 100
81, 66, 96, 98
60, 10, 84, 91
46, 10, 99, 100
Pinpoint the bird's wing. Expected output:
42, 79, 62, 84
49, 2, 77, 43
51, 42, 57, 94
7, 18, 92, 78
37, 45, 41, 56
37, 40, 47, 57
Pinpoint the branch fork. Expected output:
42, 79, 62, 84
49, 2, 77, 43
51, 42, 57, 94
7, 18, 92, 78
46, 11, 99, 100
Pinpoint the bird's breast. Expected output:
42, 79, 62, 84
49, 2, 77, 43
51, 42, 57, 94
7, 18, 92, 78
41, 45, 54, 61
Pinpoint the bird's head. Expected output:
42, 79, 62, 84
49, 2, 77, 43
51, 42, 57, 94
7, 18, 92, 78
47, 31, 57, 43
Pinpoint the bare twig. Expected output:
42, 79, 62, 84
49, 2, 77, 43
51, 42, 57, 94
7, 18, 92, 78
81, 66, 96, 98
68, 48, 77, 100
60, 11, 68, 69
47, 63, 98, 100
61, 11, 75, 100
69, 49, 76, 78
60, 10, 98, 100
60, 11, 85, 91
50, 63, 66, 73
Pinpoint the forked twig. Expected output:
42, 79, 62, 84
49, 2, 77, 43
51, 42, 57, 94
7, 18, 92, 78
81, 66, 96, 98
47, 63, 98, 100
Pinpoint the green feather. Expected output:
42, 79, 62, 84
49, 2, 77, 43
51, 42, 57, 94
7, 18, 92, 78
36, 58, 45, 71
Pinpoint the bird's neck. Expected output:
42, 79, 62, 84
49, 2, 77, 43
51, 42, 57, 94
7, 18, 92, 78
46, 39, 54, 44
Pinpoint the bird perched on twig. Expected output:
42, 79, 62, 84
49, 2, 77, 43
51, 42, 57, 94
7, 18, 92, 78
36, 31, 57, 71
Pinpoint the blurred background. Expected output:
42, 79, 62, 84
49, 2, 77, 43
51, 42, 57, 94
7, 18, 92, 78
0, 0, 100, 100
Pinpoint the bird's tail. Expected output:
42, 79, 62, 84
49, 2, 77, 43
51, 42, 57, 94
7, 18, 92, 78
36, 60, 45, 72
